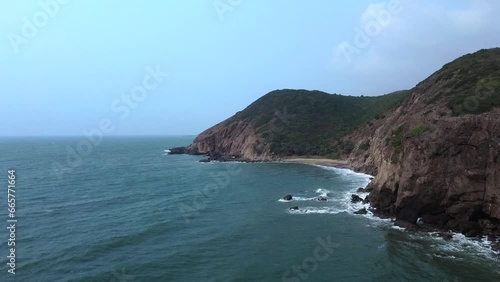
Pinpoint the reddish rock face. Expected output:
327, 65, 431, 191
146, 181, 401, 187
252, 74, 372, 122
187, 119, 276, 161
346, 49, 500, 236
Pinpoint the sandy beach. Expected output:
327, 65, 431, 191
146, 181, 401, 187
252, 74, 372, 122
283, 158, 351, 169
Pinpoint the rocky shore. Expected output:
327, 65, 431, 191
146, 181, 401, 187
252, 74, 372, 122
168, 48, 500, 248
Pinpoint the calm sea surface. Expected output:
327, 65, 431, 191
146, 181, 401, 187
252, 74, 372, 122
0, 136, 499, 281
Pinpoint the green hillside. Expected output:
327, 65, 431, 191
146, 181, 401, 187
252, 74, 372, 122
225, 89, 411, 157
435, 48, 500, 115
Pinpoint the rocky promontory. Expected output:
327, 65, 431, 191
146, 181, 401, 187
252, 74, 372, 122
169, 48, 500, 239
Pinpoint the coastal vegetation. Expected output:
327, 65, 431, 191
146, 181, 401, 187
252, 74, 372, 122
437, 49, 500, 115
226, 89, 411, 157
410, 124, 429, 138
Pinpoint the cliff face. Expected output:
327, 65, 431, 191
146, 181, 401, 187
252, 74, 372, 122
346, 48, 500, 236
187, 119, 275, 161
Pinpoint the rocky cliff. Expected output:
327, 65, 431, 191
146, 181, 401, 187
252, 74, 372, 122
171, 48, 500, 238
345, 48, 500, 237
186, 119, 275, 161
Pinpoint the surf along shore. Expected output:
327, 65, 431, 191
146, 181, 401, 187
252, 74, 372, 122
283, 158, 351, 169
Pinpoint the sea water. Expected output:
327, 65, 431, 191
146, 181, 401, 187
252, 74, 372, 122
0, 136, 498, 281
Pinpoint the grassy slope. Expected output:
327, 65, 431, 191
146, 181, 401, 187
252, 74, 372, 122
432, 48, 500, 115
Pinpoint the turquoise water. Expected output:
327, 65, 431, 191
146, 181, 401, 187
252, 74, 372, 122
0, 136, 499, 281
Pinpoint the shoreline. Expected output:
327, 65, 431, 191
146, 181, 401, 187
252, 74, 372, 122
280, 157, 499, 253
282, 158, 351, 169
280, 162, 500, 255
189, 153, 500, 253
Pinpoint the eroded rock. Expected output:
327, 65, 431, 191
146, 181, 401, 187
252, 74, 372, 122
354, 208, 368, 215
351, 195, 363, 203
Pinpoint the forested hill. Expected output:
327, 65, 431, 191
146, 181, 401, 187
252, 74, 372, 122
184, 89, 410, 159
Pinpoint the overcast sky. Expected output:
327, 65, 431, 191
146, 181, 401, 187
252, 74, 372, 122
1, 0, 499, 136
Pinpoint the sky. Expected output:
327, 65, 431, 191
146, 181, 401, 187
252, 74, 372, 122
1, 0, 499, 136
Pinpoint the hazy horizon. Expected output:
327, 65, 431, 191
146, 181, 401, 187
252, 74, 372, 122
2, 0, 500, 136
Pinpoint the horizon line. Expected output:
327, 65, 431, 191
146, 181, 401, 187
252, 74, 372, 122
0, 134, 198, 138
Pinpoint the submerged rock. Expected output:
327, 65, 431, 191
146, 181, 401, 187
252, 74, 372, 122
439, 233, 454, 241
492, 242, 500, 251
283, 194, 293, 201
289, 206, 299, 210
354, 208, 367, 215
351, 194, 363, 203
317, 197, 328, 202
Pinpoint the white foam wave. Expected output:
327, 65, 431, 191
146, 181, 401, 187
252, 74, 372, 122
278, 196, 326, 202
287, 206, 345, 215
294, 196, 317, 201
278, 189, 334, 202
314, 188, 331, 197
426, 232, 500, 258
312, 164, 372, 179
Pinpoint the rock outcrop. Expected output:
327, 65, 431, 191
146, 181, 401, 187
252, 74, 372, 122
354, 208, 368, 215
186, 119, 276, 161
345, 48, 500, 236
351, 195, 364, 203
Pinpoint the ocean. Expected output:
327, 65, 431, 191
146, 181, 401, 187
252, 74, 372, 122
0, 136, 499, 281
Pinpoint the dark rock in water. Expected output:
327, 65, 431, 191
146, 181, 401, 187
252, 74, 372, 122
199, 158, 210, 162
168, 147, 188, 154
351, 194, 363, 203
168, 146, 204, 155
491, 241, 500, 251
356, 187, 366, 193
354, 208, 367, 215
443, 234, 453, 241
363, 197, 370, 204
283, 194, 293, 201
369, 177, 374, 180
317, 197, 328, 202
437, 232, 453, 241
290, 206, 299, 210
